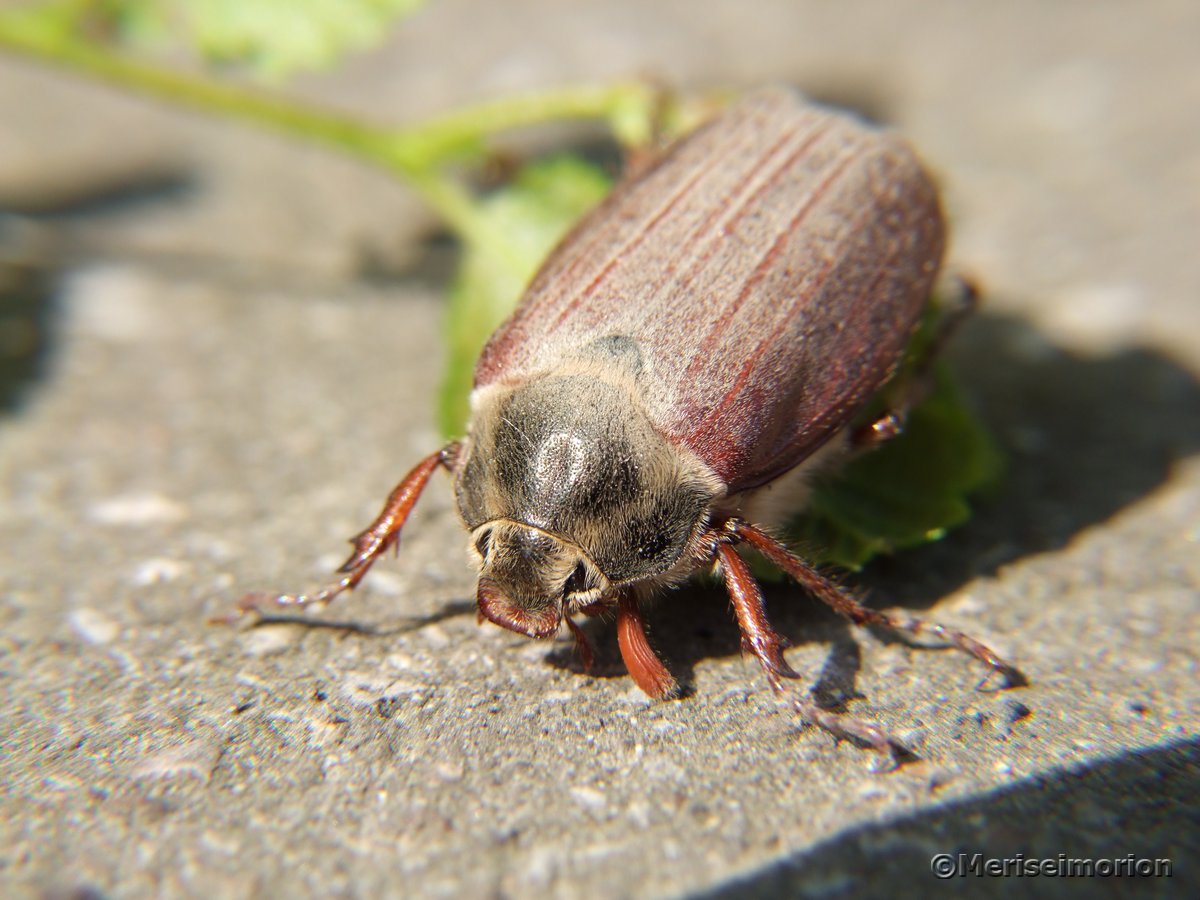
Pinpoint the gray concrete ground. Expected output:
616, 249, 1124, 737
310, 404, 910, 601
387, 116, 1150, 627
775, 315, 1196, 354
1, 1, 1197, 897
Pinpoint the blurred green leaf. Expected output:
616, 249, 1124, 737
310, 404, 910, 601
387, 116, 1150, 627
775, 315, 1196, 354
438, 154, 612, 437
91, 0, 425, 78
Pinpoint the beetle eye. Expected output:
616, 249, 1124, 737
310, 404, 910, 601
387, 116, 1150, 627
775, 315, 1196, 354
474, 531, 491, 560
563, 562, 589, 597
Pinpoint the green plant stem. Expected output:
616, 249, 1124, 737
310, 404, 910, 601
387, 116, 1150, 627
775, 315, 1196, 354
400, 83, 657, 159
0, 5, 653, 251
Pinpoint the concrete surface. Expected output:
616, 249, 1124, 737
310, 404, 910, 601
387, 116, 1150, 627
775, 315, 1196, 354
1, 1, 1197, 897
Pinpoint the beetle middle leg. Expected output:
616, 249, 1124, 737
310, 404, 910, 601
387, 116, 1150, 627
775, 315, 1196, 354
712, 540, 909, 766
233, 443, 460, 617
728, 519, 1025, 689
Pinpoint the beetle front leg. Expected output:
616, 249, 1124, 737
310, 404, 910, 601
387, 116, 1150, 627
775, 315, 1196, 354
564, 616, 596, 675
714, 540, 908, 767
616, 590, 680, 700
235, 443, 460, 616
728, 520, 1025, 689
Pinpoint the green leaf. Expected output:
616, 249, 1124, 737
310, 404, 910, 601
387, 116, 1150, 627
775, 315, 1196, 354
438, 155, 612, 438
781, 364, 1004, 572
92, 0, 426, 78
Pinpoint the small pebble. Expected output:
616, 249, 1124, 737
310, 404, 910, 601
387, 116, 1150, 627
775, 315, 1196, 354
67, 608, 120, 645
89, 493, 187, 526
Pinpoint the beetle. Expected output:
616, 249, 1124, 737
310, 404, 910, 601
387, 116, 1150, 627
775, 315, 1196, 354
242, 86, 1022, 764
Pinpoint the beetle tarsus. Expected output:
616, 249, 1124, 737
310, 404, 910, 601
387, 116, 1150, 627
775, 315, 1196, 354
913, 275, 980, 381
728, 519, 1026, 688
233, 573, 358, 618
715, 539, 906, 764
934, 274, 980, 337
866, 609, 1027, 690
774, 675, 911, 769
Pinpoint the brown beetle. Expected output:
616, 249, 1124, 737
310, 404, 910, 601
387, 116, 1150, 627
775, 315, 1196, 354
243, 87, 1021, 764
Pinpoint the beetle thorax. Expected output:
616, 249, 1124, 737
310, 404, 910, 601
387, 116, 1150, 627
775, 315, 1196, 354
455, 362, 722, 637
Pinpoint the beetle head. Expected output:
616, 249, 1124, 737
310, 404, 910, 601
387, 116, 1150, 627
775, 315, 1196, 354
471, 520, 607, 638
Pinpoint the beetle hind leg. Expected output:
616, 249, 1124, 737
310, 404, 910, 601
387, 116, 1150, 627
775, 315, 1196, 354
729, 520, 1025, 689
851, 276, 980, 450
230, 444, 458, 619
714, 541, 910, 768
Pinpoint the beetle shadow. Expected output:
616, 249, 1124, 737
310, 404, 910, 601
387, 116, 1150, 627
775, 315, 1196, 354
549, 312, 1200, 693
545, 579, 873, 704
859, 310, 1200, 610
234, 599, 478, 636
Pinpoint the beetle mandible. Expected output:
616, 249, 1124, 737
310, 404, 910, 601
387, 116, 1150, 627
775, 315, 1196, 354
242, 86, 1023, 764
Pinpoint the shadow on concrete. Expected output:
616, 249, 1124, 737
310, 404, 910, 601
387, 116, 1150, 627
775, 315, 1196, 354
0, 223, 58, 415
864, 311, 1200, 609
243, 599, 477, 636
0, 164, 193, 220
700, 737, 1198, 899
0, 167, 195, 416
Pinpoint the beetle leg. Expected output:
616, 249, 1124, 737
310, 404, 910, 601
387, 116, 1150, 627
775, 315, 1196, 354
914, 275, 979, 376
564, 615, 597, 675
616, 590, 680, 700
235, 443, 460, 616
714, 541, 907, 766
728, 520, 1025, 689
851, 276, 979, 450
617, 81, 676, 177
